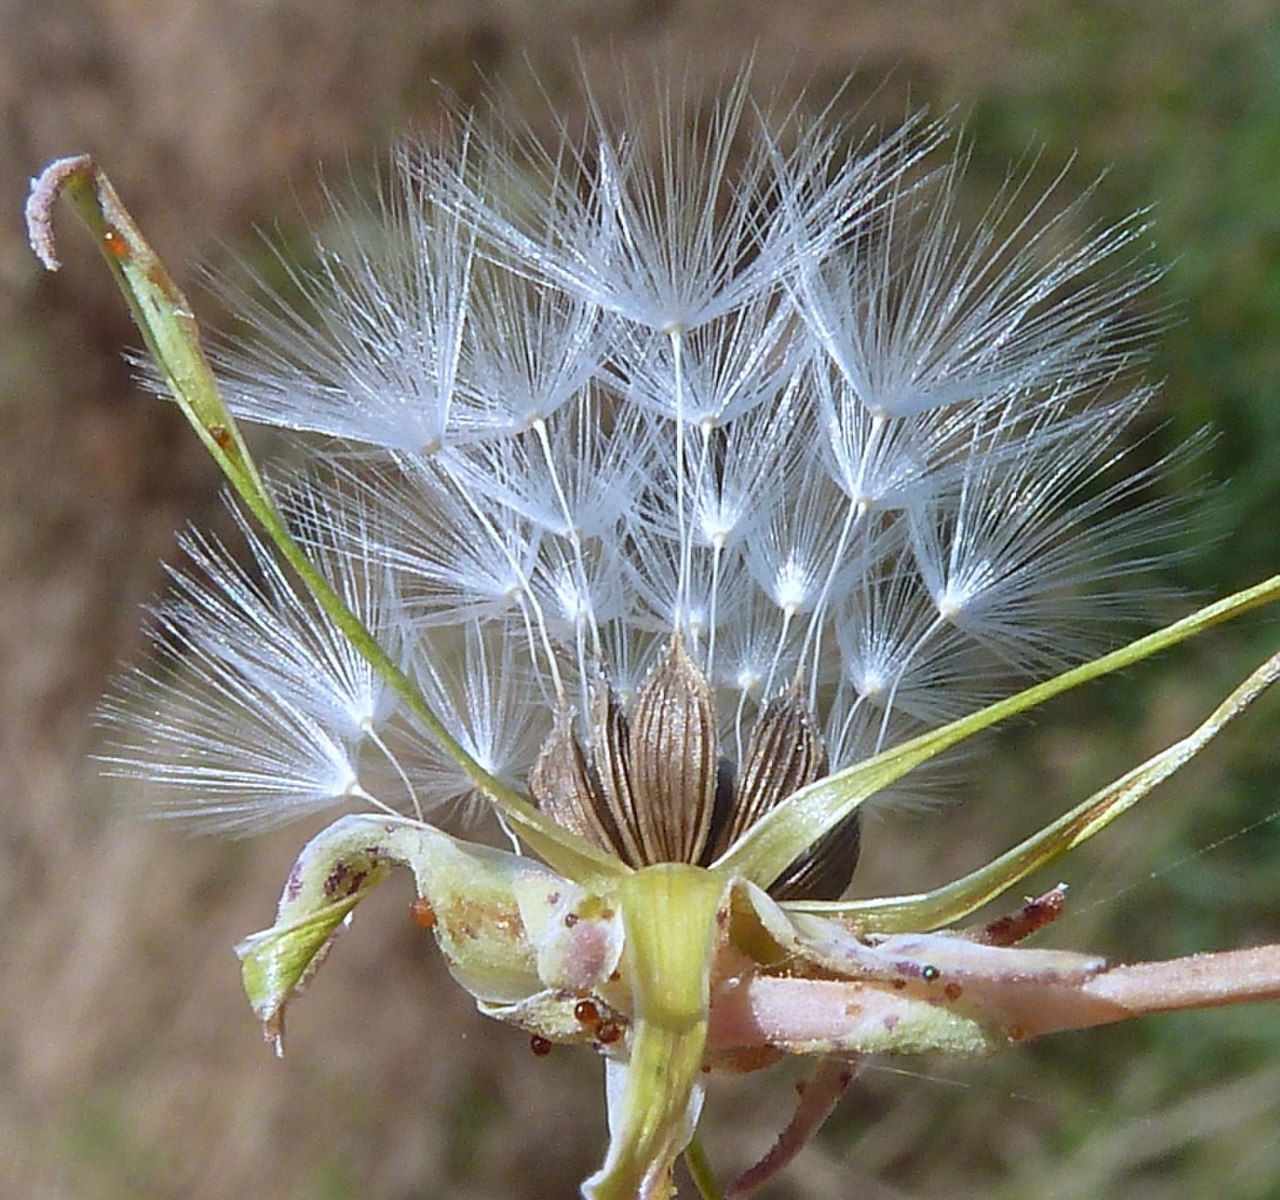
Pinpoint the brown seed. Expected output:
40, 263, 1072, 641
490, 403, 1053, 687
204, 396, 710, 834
627, 637, 718, 864
529, 710, 625, 857
720, 688, 825, 852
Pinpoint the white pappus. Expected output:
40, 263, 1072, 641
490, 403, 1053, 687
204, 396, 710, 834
100, 70, 1192, 891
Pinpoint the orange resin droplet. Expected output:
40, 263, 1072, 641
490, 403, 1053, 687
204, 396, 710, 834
409, 897, 437, 929
573, 999, 601, 1027
102, 227, 129, 258
596, 1021, 623, 1045
529, 1035, 553, 1057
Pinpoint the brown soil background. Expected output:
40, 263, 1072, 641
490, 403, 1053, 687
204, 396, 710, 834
4, 3, 1279, 1198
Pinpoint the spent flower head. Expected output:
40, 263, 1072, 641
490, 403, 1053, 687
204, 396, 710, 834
27, 69, 1280, 1200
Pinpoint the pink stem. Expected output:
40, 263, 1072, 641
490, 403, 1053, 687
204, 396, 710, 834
725, 1057, 858, 1198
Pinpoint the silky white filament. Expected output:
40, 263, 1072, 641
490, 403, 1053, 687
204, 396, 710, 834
102, 71, 1195, 836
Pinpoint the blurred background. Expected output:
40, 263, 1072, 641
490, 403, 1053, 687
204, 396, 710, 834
3, 2, 1279, 1197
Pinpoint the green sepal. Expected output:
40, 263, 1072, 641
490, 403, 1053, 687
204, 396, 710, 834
584, 865, 730, 1200
237, 893, 371, 1053
786, 646, 1280, 931
235, 814, 566, 1050
717, 577, 1280, 891
512, 875, 625, 994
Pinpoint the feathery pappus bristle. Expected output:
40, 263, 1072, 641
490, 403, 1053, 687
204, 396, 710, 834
104, 68, 1195, 887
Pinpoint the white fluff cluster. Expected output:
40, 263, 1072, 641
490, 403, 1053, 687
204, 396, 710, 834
103, 75, 1187, 837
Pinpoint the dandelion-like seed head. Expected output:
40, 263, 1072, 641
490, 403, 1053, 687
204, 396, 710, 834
188, 72, 1180, 875
36, 65, 1277, 1200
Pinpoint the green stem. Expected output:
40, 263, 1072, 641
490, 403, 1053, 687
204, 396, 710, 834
684, 1136, 725, 1200
28, 154, 622, 884
584, 866, 728, 1200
